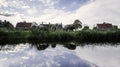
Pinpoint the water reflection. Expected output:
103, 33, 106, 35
30, 42, 77, 51
31, 43, 49, 50
51, 44, 56, 48
64, 43, 76, 50
0, 43, 120, 67
74, 44, 120, 67
0, 43, 95, 67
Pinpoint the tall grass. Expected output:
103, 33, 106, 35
0, 30, 30, 44
28, 30, 76, 42
76, 30, 120, 43
0, 30, 120, 44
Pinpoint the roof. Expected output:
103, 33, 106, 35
97, 23, 112, 29
16, 22, 32, 28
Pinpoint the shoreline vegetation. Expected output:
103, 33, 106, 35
0, 19, 120, 45
0, 29, 120, 44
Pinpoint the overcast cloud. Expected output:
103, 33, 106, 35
0, 0, 120, 28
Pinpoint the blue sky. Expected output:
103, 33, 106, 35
0, 0, 120, 28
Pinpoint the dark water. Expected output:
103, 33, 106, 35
0, 43, 120, 67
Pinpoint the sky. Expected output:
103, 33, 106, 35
0, 0, 120, 28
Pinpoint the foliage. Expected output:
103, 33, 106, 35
0, 29, 120, 44
0, 20, 14, 30
73, 19, 82, 30
93, 27, 97, 30
64, 19, 82, 31
112, 25, 118, 30
82, 26, 89, 30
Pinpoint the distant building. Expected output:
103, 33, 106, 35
39, 22, 63, 31
96, 22, 112, 31
55, 23, 63, 30
16, 21, 38, 30
39, 22, 50, 30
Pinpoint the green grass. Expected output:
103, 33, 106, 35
0, 30, 120, 44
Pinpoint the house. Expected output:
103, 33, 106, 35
55, 23, 63, 30
39, 22, 50, 30
16, 21, 38, 30
39, 22, 63, 31
96, 22, 112, 31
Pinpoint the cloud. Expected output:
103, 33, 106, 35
48, 0, 120, 28
0, 0, 8, 7
0, 12, 14, 17
0, 11, 24, 26
0, 0, 120, 28
3, 0, 26, 9
75, 0, 120, 27
26, 7, 38, 16
38, 0, 58, 6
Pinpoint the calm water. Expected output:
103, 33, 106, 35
0, 43, 120, 67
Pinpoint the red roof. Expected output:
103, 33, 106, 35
97, 23, 112, 29
16, 22, 32, 28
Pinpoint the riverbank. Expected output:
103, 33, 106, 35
0, 30, 120, 44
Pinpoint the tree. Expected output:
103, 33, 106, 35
73, 19, 82, 30
83, 26, 89, 30
64, 24, 75, 31
112, 25, 118, 30
93, 27, 97, 30
3, 20, 14, 30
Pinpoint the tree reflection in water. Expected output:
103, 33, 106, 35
64, 43, 76, 50
30, 42, 77, 51
31, 43, 49, 50
51, 44, 56, 48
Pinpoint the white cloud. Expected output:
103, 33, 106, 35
26, 7, 38, 16
0, 11, 24, 26
39, 0, 58, 6
0, 0, 8, 7
0, 0, 30, 10
76, 0, 120, 27
7, 0, 26, 9
47, 0, 120, 28
22, 5, 30, 9
0, 0, 120, 28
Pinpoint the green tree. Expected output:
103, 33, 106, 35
73, 19, 82, 30
83, 26, 89, 30
112, 25, 118, 30
93, 27, 97, 30
3, 20, 14, 30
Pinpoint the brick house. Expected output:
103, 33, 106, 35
16, 21, 38, 30
97, 23, 112, 31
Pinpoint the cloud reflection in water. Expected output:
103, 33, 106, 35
0, 44, 95, 67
